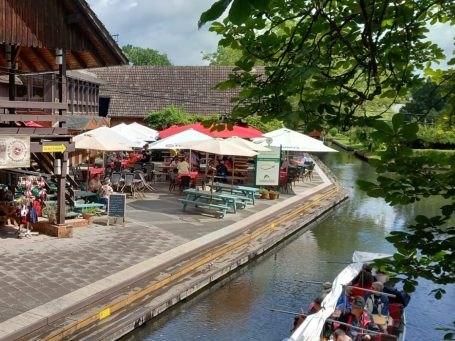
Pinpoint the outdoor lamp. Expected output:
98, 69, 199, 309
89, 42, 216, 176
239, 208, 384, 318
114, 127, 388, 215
54, 159, 61, 175
56, 48, 63, 65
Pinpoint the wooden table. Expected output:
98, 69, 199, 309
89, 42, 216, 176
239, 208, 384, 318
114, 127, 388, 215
180, 189, 249, 218
212, 183, 259, 204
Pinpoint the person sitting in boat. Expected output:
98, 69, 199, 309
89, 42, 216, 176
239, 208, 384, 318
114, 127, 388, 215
321, 281, 332, 299
336, 286, 353, 311
350, 269, 374, 297
333, 329, 354, 341
335, 296, 380, 341
364, 282, 389, 316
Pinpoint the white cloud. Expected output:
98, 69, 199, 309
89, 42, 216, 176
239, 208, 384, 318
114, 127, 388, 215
87, 0, 221, 65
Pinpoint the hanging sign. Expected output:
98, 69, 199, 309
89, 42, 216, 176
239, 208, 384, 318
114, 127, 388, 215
0, 135, 30, 169
255, 145, 281, 186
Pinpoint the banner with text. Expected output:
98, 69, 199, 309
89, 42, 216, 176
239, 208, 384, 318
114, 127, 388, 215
0, 135, 30, 169
255, 145, 281, 186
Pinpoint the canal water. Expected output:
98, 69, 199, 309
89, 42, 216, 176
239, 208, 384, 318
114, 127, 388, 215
122, 150, 454, 341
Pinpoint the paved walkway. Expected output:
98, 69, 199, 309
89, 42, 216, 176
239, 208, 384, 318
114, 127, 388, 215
0, 171, 325, 327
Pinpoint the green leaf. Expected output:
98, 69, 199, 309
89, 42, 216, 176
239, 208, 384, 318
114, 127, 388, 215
392, 114, 405, 132
400, 123, 418, 141
229, 0, 251, 25
198, 0, 232, 28
248, 0, 270, 11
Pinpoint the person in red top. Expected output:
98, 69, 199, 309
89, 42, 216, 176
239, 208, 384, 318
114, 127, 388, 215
350, 269, 374, 297
336, 296, 380, 341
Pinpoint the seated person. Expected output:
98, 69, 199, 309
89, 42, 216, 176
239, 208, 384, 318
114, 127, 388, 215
350, 269, 374, 297
216, 160, 228, 183
106, 152, 119, 163
335, 296, 380, 341
88, 174, 102, 193
364, 281, 389, 316
177, 157, 190, 174
223, 156, 233, 171
98, 178, 114, 209
336, 286, 353, 311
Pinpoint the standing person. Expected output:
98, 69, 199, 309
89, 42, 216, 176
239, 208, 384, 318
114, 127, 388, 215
335, 296, 380, 341
98, 178, 114, 210
177, 157, 190, 174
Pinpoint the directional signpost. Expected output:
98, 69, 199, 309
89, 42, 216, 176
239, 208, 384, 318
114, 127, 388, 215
42, 144, 66, 153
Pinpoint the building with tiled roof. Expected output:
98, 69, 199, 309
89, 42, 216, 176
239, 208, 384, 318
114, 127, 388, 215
91, 65, 260, 125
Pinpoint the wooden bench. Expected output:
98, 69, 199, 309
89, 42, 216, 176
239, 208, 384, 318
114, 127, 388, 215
179, 199, 229, 218
73, 203, 105, 210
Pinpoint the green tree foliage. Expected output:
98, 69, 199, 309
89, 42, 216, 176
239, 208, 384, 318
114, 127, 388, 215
199, 0, 455, 318
122, 44, 172, 66
144, 106, 193, 130
144, 106, 218, 131
202, 45, 243, 65
243, 116, 284, 133
400, 80, 448, 124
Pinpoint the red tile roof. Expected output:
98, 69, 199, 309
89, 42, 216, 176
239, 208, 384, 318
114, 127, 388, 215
92, 65, 261, 118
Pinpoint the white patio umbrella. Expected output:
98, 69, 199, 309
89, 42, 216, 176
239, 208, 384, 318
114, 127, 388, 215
225, 136, 271, 152
73, 133, 133, 188
180, 138, 258, 189
111, 123, 152, 147
75, 126, 142, 148
253, 128, 337, 152
148, 129, 212, 149
128, 122, 158, 142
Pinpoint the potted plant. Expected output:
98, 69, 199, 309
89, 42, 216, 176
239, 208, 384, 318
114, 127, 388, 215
269, 190, 279, 200
42, 202, 57, 224
81, 207, 102, 223
259, 188, 269, 199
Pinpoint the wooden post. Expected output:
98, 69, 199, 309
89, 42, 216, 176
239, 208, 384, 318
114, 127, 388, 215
7, 45, 17, 116
56, 49, 67, 225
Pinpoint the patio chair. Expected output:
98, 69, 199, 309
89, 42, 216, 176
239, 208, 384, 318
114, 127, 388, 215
179, 175, 191, 194
306, 163, 315, 180
104, 166, 113, 179
193, 174, 206, 191
133, 162, 143, 171
138, 172, 156, 192
169, 169, 177, 192
144, 162, 155, 182
121, 173, 135, 197
110, 172, 122, 191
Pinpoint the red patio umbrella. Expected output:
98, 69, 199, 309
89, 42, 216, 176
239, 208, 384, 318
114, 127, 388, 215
16, 121, 43, 127
159, 123, 263, 139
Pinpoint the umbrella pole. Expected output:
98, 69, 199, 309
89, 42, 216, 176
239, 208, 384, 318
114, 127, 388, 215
190, 149, 192, 172
231, 156, 235, 193
86, 149, 90, 191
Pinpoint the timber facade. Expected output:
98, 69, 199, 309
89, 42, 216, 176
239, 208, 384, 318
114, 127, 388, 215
0, 0, 127, 225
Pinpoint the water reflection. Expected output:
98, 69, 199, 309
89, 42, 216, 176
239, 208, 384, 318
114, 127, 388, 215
122, 150, 454, 341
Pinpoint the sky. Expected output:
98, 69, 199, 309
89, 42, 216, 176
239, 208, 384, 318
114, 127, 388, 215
87, 0, 219, 65
87, 0, 454, 67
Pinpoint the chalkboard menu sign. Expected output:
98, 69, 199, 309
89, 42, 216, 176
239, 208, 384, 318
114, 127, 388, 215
108, 194, 126, 220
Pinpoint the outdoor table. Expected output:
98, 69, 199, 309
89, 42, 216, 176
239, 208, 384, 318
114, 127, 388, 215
176, 171, 199, 185
212, 182, 259, 204
109, 160, 130, 170
181, 189, 242, 217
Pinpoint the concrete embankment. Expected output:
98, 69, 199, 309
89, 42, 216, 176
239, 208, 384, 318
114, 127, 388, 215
0, 164, 347, 341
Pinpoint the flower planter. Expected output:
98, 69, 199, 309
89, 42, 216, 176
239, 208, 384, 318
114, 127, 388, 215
260, 192, 269, 199
269, 192, 278, 200
82, 212, 95, 223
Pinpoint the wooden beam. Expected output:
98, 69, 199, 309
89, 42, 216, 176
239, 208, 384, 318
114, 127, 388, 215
0, 114, 67, 123
0, 100, 68, 110
70, 50, 87, 68
17, 52, 37, 72
29, 47, 53, 71
0, 127, 68, 135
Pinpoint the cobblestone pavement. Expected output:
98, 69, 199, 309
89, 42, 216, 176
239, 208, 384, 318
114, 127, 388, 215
0, 173, 323, 323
